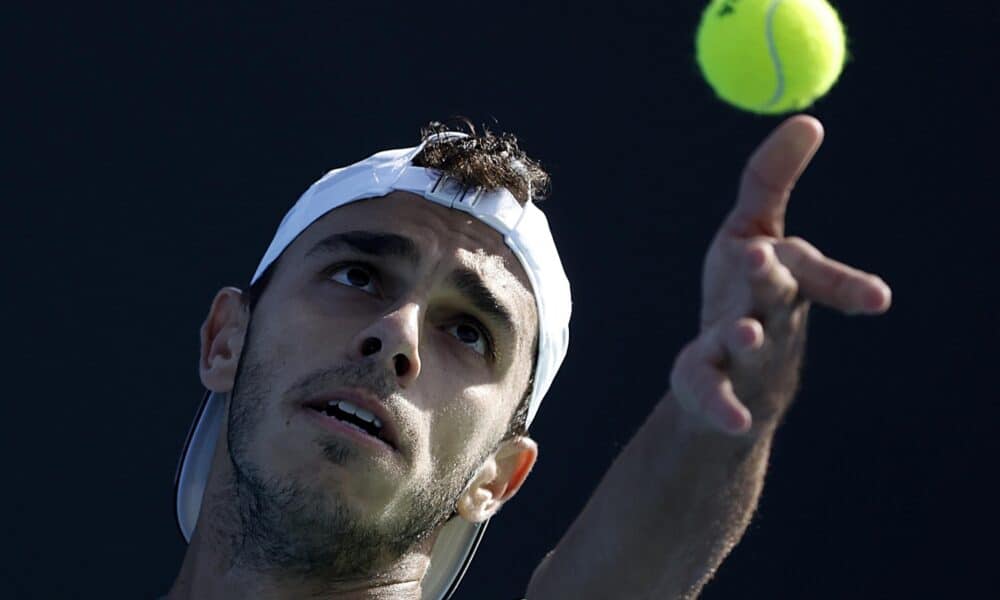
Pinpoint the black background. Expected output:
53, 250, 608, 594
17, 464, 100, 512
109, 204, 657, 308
4, 1, 997, 598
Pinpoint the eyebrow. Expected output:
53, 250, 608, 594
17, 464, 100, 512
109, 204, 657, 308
305, 231, 420, 266
306, 230, 519, 339
446, 268, 518, 340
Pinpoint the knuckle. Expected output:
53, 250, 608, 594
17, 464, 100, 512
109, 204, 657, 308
782, 275, 800, 304
784, 235, 819, 253
777, 236, 822, 272
773, 261, 798, 289
753, 262, 797, 299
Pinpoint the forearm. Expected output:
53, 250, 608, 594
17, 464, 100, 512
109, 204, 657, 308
526, 393, 778, 600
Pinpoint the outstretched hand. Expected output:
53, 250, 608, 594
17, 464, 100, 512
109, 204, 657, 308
670, 115, 892, 435
524, 115, 895, 600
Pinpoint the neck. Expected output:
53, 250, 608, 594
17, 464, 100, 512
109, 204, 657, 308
166, 428, 434, 600
167, 531, 429, 600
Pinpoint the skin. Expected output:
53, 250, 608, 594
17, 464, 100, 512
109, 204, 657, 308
170, 114, 892, 599
525, 115, 893, 598
168, 191, 540, 600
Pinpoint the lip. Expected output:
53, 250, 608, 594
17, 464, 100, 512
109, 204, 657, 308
301, 388, 400, 452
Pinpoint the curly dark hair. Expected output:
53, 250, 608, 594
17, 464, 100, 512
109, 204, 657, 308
242, 119, 546, 440
412, 118, 550, 206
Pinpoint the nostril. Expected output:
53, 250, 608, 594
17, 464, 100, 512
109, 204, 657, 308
361, 337, 382, 356
393, 354, 410, 377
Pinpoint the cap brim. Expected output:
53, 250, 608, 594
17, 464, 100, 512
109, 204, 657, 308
174, 391, 488, 600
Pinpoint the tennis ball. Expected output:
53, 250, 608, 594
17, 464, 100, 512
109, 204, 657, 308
695, 0, 847, 114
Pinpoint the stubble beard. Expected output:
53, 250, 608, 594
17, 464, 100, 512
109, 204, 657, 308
219, 320, 482, 584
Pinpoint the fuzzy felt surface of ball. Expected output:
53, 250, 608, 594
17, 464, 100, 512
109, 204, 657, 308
695, 0, 847, 114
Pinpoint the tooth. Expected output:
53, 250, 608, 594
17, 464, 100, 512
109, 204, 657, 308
335, 400, 359, 415
354, 407, 375, 423
373, 417, 383, 429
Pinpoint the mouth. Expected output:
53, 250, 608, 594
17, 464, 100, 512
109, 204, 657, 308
302, 394, 398, 451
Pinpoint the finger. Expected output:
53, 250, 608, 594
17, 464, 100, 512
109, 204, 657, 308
775, 237, 893, 315
725, 115, 825, 238
670, 323, 753, 434
744, 239, 801, 310
721, 317, 769, 401
723, 317, 766, 361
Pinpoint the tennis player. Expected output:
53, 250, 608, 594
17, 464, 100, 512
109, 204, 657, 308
165, 115, 891, 599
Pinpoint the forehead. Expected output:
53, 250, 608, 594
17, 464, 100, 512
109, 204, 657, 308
282, 190, 538, 336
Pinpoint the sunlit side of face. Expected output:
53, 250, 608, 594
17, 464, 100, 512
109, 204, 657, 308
232, 191, 538, 532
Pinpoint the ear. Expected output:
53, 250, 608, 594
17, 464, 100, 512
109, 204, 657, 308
199, 287, 249, 393
456, 436, 538, 523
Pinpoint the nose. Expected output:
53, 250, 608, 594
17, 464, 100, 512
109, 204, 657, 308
353, 302, 422, 387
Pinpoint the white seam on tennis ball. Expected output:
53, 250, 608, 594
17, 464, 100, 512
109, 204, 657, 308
763, 0, 785, 110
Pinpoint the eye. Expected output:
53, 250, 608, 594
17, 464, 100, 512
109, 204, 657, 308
445, 322, 490, 357
327, 263, 379, 295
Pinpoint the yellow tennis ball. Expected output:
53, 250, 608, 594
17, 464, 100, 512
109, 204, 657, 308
695, 0, 847, 115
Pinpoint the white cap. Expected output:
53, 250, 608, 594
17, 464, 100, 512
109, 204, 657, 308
174, 133, 572, 599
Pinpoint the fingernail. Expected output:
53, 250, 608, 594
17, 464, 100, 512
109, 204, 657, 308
864, 283, 891, 312
738, 322, 760, 348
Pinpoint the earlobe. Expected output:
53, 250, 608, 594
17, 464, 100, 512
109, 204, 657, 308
199, 287, 249, 393
456, 437, 538, 523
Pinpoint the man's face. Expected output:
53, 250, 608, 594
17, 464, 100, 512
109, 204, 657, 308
217, 191, 538, 574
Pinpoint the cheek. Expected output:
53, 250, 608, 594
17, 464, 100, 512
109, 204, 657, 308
236, 307, 356, 450
425, 383, 505, 474
258, 299, 359, 375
